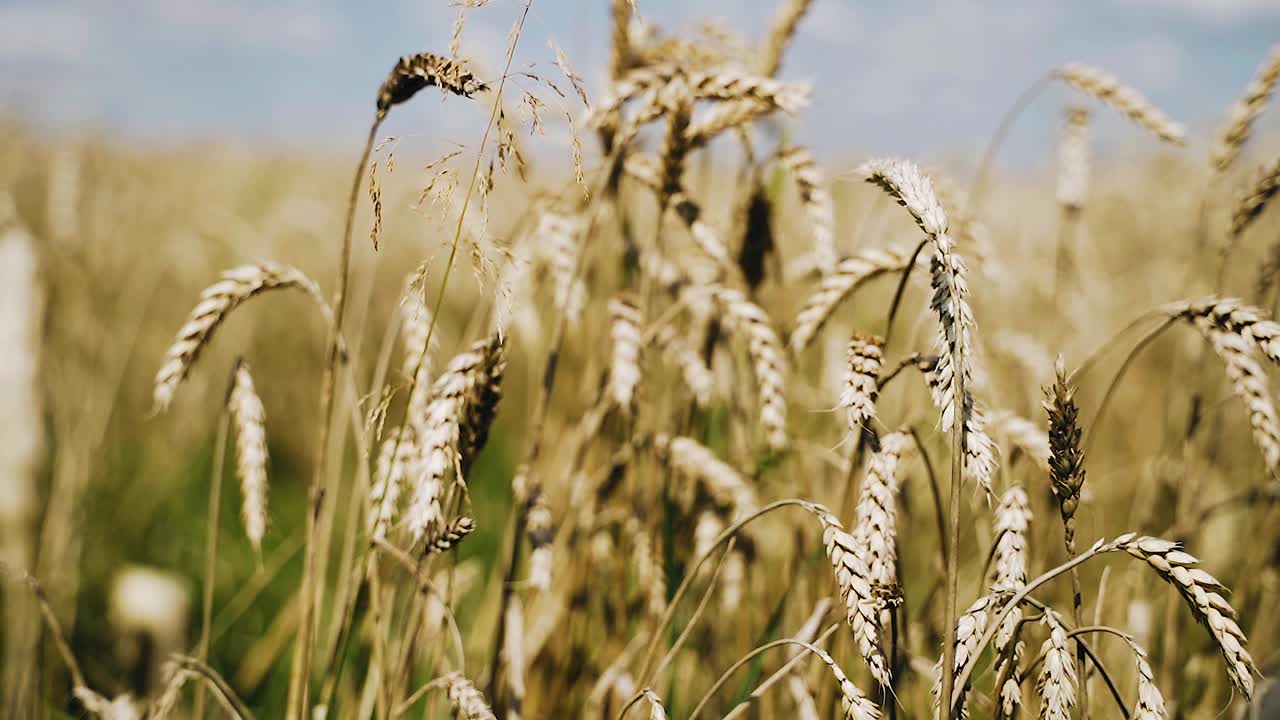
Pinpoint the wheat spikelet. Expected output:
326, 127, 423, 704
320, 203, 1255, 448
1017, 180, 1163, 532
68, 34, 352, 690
812, 505, 890, 687
760, 0, 815, 76
915, 355, 998, 494
400, 275, 437, 427
72, 688, 141, 720
1035, 612, 1077, 720
405, 335, 502, 543
1230, 155, 1280, 239
653, 434, 757, 517
1056, 105, 1090, 211
445, 672, 497, 720
986, 410, 1050, 472
1165, 296, 1280, 363
1055, 63, 1186, 144
624, 154, 733, 265
810, 646, 882, 719
1045, 356, 1085, 553
608, 0, 634, 81
588, 64, 684, 127
1213, 45, 1280, 173
1124, 635, 1168, 720
685, 98, 778, 148
368, 426, 419, 540
1164, 300, 1280, 470
536, 210, 587, 324
932, 594, 998, 718
840, 335, 884, 432
992, 486, 1031, 719
424, 516, 476, 556
627, 517, 666, 618
657, 76, 694, 204
778, 145, 837, 270
852, 432, 911, 588
711, 287, 788, 451
457, 334, 505, 478
152, 263, 326, 413
643, 688, 668, 720
787, 675, 821, 720
228, 361, 269, 551
688, 69, 812, 113
524, 482, 553, 591
1113, 534, 1257, 697
608, 293, 644, 413
789, 246, 915, 352
655, 325, 713, 406
375, 53, 486, 121
858, 159, 977, 432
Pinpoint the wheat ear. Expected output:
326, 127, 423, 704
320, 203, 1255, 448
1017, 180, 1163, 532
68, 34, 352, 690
1035, 611, 1077, 720
933, 593, 999, 718
228, 361, 269, 551
1213, 45, 1280, 173
1055, 63, 1186, 144
852, 431, 911, 589
778, 145, 838, 271
992, 486, 1032, 718
445, 672, 497, 720
375, 53, 487, 121
711, 286, 788, 451
840, 335, 884, 432
986, 410, 1051, 472
1230, 155, 1280, 239
760, 0, 815, 76
653, 434, 757, 517
812, 506, 890, 687
789, 246, 916, 352
153, 263, 328, 413
1124, 636, 1168, 720
608, 293, 644, 413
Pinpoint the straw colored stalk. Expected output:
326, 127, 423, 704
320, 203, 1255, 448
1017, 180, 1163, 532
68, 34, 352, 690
1055, 63, 1186, 145
1213, 45, 1280, 173
228, 362, 269, 551
152, 263, 328, 413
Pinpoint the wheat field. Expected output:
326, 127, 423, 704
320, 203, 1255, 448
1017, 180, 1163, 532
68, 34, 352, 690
3, 2, 1280, 718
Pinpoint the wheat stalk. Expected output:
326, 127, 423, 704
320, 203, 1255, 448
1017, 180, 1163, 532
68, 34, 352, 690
375, 53, 487, 121
228, 361, 269, 551
1213, 45, 1280, 173
840, 335, 884, 432
1055, 63, 1186, 145
789, 246, 916, 352
152, 263, 328, 413
711, 286, 789, 451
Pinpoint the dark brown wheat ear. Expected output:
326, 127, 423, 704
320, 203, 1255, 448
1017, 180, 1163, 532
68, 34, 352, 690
376, 53, 488, 121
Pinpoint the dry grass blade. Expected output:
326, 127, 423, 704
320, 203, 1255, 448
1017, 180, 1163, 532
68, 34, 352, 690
228, 361, 269, 551
1055, 63, 1186, 145
152, 263, 328, 414
1213, 45, 1280, 173
375, 53, 487, 121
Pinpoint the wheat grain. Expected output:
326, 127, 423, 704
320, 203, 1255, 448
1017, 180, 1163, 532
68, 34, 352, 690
1213, 45, 1280, 173
152, 263, 327, 413
228, 361, 269, 551
375, 53, 486, 121
1165, 296, 1280, 363
1056, 63, 1186, 145
789, 246, 915, 352
537, 210, 587, 325
840, 335, 884, 432
445, 671, 497, 720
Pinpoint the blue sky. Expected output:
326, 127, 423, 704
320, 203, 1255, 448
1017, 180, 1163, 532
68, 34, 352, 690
2, 0, 1279, 168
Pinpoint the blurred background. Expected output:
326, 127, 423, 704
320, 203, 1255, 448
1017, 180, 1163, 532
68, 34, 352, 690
4, 0, 1280, 717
